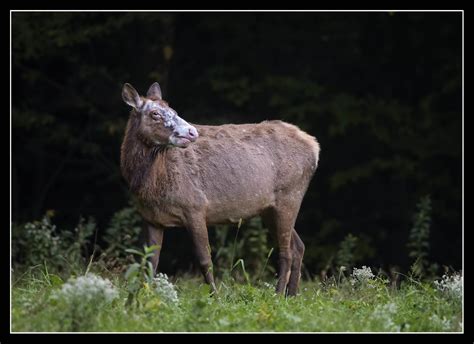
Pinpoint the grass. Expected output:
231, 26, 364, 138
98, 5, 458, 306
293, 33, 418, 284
11, 267, 462, 332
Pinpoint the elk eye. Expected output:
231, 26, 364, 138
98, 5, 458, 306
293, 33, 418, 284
151, 112, 161, 121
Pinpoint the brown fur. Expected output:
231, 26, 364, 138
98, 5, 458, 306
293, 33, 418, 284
121, 94, 320, 296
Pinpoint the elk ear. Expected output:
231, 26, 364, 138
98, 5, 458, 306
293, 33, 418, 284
147, 82, 162, 100
122, 83, 143, 108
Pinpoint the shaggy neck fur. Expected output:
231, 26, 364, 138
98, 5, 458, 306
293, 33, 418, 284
120, 112, 169, 196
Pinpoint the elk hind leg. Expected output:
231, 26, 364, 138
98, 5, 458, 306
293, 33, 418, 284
287, 229, 305, 296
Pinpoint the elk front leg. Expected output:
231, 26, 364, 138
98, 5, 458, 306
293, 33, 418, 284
146, 222, 164, 275
186, 218, 217, 294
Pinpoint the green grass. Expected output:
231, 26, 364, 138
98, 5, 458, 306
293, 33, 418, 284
11, 267, 462, 333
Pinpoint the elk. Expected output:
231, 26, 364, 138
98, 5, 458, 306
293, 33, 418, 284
120, 82, 320, 296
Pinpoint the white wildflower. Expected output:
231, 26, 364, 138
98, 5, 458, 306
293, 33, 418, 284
285, 313, 302, 323
372, 302, 400, 332
351, 266, 375, 286
263, 282, 274, 290
52, 273, 119, 305
429, 314, 452, 331
434, 273, 463, 300
151, 273, 179, 305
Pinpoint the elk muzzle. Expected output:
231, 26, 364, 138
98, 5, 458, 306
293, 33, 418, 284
169, 118, 199, 148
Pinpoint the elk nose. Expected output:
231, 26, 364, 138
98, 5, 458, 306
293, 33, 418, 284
188, 127, 199, 140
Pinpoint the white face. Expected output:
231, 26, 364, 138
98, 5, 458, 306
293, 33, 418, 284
139, 99, 199, 148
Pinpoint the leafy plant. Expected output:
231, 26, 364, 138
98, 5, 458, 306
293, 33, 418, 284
407, 195, 432, 277
124, 245, 179, 309
101, 204, 143, 272
61, 216, 97, 270
12, 212, 61, 269
103, 204, 143, 256
12, 212, 95, 275
243, 217, 274, 276
124, 245, 159, 307
213, 217, 274, 282
335, 233, 358, 269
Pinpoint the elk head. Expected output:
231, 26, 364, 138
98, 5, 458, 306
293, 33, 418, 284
122, 82, 199, 148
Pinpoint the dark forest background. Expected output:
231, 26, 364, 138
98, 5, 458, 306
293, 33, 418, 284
11, 12, 462, 276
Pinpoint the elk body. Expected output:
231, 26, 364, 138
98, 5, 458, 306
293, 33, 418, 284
120, 82, 320, 295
